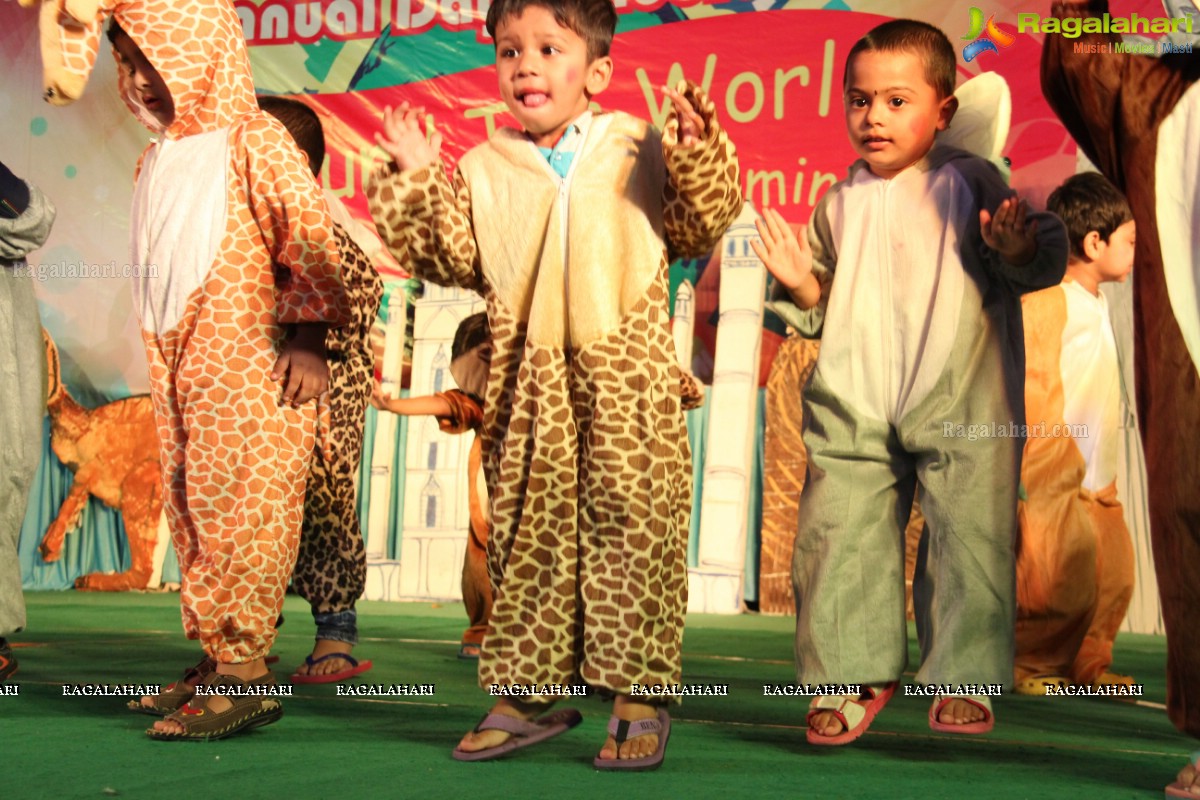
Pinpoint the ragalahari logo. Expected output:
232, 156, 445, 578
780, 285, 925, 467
962, 7, 1016, 61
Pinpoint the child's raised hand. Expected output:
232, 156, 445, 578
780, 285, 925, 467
662, 83, 706, 148
375, 101, 443, 171
751, 207, 814, 294
981, 196, 1039, 266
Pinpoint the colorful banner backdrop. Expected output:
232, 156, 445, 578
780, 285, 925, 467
0, 0, 1168, 396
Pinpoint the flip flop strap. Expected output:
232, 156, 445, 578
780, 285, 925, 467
472, 713, 548, 737
807, 694, 865, 730
607, 716, 663, 744
305, 652, 359, 668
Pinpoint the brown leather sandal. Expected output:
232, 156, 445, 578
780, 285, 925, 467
126, 655, 216, 716
146, 672, 284, 741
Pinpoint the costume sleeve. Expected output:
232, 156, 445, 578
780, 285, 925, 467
240, 115, 349, 327
662, 82, 744, 259
1041, 0, 1200, 189
763, 191, 836, 338
367, 162, 484, 293
435, 389, 484, 434
0, 180, 56, 263
958, 156, 1068, 293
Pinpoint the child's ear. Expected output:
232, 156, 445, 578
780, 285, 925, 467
938, 95, 959, 132
1081, 230, 1105, 261
585, 55, 613, 97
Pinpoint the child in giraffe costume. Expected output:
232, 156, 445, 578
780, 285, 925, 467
1014, 172, 1136, 696
256, 96, 384, 685
28, 0, 349, 739
755, 19, 1067, 744
367, 0, 741, 769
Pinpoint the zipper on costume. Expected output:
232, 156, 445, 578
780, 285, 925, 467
880, 178, 895, 423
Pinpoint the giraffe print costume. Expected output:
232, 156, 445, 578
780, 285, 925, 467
32, 0, 349, 663
369, 95, 741, 698
292, 226, 382, 626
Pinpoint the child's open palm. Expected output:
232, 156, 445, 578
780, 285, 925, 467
981, 196, 1038, 265
751, 207, 813, 291
375, 101, 442, 171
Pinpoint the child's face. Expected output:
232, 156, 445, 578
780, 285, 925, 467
494, 6, 612, 148
112, 30, 175, 127
1094, 220, 1136, 283
844, 50, 956, 180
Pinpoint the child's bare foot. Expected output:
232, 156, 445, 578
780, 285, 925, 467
456, 697, 546, 753
294, 639, 355, 678
597, 696, 660, 760
150, 659, 269, 735
936, 698, 987, 726
1169, 755, 1200, 797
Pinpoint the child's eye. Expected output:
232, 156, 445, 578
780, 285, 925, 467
849, 97, 867, 108
541, 45, 559, 56
500, 48, 518, 58
889, 97, 906, 108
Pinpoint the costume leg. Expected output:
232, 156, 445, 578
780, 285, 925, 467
908, 420, 1021, 689
575, 293, 692, 694
1071, 485, 1134, 685
480, 338, 581, 697
793, 373, 915, 685
292, 350, 369, 643
460, 519, 491, 646
1012, 443, 1096, 684
161, 326, 315, 664
0, 273, 45, 637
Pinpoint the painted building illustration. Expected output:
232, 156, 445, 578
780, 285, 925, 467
673, 279, 695, 370
396, 283, 485, 601
364, 288, 407, 601
689, 203, 765, 614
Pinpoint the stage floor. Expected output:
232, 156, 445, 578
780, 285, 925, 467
3, 592, 1190, 800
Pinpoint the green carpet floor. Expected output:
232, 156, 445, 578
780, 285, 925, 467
2, 592, 1192, 800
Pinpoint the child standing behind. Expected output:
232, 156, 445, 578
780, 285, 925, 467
755, 19, 1067, 744
370, 311, 494, 660
256, 96, 384, 685
368, 0, 741, 769
1014, 172, 1136, 695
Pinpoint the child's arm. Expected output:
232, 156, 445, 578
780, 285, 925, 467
0, 168, 55, 260
960, 158, 1068, 293
762, 193, 838, 338
245, 116, 349, 331
751, 208, 820, 309
1042, 0, 1200, 188
370, 382, 454, 418
660, 81, 743, 258
367, 102, 483, 292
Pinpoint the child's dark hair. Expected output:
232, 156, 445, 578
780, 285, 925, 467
257, 96, 326, 176
844, 19, 957, 99
452, 312, 490, 361
1046, 172, 1133, 260
485, 0, 617, 63
105, 18, 125, 44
